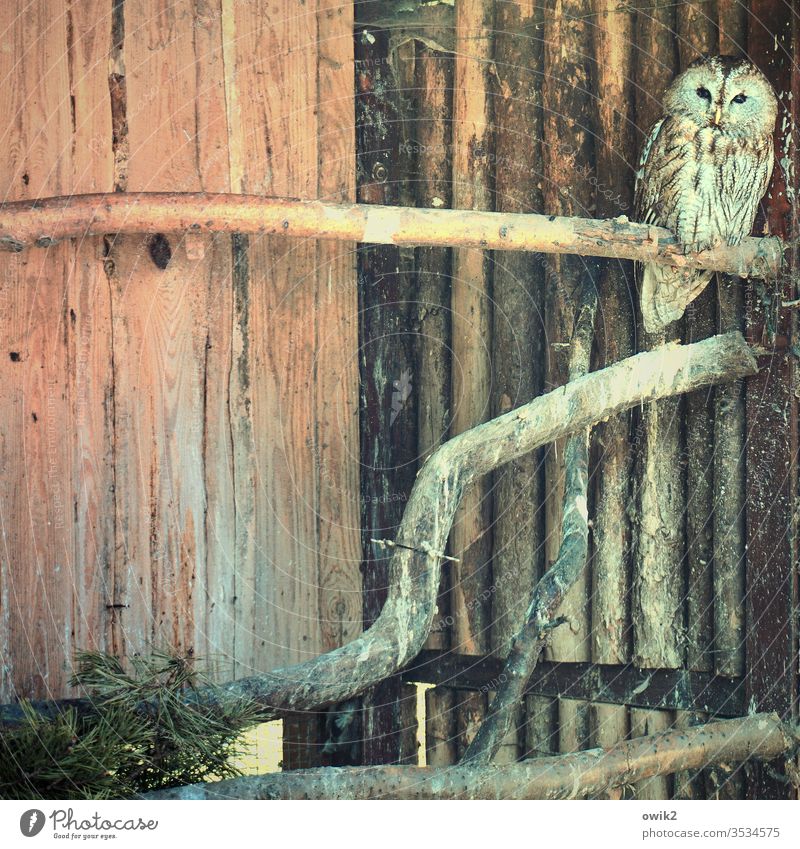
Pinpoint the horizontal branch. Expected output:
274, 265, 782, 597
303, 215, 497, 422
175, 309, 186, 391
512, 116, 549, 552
144, 714, 793, 799
0, 332, 758, 726
0, 192, 783, 276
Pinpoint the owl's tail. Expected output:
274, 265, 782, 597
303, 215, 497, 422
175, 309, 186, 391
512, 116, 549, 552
639, 262, 714, 334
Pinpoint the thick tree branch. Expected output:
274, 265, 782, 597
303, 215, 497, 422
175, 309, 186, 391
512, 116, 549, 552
463, 271, 599, 765
0, 193, 783, 276
0, 332, 758, 726
143, 714, 794, 799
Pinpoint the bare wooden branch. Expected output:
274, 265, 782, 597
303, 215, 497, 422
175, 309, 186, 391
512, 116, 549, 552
0, 193, 783, 276
144, 714, 794, 799
0, 332, 758, 727
462, 275, 599, 765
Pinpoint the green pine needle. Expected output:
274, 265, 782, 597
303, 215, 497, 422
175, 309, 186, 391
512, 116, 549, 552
0, 651, 267, 799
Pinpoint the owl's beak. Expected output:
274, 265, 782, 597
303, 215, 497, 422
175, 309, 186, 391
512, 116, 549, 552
713, 105, 723, 126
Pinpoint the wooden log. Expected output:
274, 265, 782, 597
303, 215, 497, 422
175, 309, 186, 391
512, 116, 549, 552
712, 0, 749, 687
632, 0, 684, 673
449, 0, 494, 661
541, 0, 597, 762
356, 23, 416, 766
590, 703, 629, 799
413, 43, 456, 758
590, 0, 637, 766
448, 0, 495, 752
425, 688, 457, 766
490, 0, 547, 660
144, 714, 794, 800
0, 194, 783, 276
679, 1, 719, 679
404, 649, 746, 716
745, 1, 800, 800
631, 708, 674, 799
0, 332, 759, 726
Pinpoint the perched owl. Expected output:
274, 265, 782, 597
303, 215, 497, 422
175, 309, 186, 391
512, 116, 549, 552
634, 55, 778, 333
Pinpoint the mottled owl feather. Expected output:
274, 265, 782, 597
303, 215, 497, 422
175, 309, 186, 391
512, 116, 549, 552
634, 55, 777, 333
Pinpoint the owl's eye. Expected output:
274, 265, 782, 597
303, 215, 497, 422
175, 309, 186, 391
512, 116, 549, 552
731, 93, 747, 104
696, 87, 712, 101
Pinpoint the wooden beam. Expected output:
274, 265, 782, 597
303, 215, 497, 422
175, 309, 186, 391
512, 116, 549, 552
402, 650, 745, 717
745, 0, 800, 800
0, 193, 783, 276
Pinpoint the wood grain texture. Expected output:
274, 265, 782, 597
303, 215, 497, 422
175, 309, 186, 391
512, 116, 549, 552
590, 0, 635, 670
632, 0, 685, 671
0, 0, 360, 707
542, 0, 595, 666
679, 1, 718, 677
315, 0, 361, 656
490, 0, 546, 660
712, 0, 748, 685
450, 0, 495, 660
0, 1, 77, 699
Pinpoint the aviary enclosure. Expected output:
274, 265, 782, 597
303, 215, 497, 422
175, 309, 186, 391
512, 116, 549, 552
0, 0, 798, 801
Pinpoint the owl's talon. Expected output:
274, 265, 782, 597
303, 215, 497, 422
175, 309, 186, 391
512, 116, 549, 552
677, 237, 721, 256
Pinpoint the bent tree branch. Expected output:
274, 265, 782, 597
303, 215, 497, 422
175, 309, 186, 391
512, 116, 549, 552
0, 331, 758, 727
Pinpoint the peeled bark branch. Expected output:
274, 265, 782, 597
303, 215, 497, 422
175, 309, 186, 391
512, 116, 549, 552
0, 331, 758, 726
0, 192, 783, 276
144, 714, 794, 799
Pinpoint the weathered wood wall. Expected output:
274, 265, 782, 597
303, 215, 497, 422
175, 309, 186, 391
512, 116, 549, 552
397, 0, 797, 800
0, 0, 362, 746
1, 0, 797, 802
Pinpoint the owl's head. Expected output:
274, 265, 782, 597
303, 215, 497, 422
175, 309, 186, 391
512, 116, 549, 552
662, 55, 778, 140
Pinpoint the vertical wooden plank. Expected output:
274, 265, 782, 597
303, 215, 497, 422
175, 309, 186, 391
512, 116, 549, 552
717, 0, 747, 55
64, 0, 116, 669
414, 44, 454, 655
109, 0, 237, 663
450, 0, 494, 659
541, 0, 595, 757
632, 0, 684, 672
225, 0, 322, 680
542, 0, 595, 661
0, 2, 74, 699
679, 3, 718, 678
489, 4, 549, 760
490, 0, 546, 659
745, 0, 799, 800
631, 708, 673, 800
355, 22, 416, 765
591, 703, 630, 799
449, 0, 495, 758
591, 0, 637, 763
315, 0, 361, 657
425, 687, 456, 766
712, 0, 748, 688
412, 43, 457, 761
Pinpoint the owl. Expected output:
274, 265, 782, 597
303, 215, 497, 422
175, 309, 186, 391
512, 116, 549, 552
634, 55, 778, 333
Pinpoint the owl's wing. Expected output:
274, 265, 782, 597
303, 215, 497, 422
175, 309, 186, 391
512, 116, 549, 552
633, 118, 714, 334
634, 118, 666, 224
